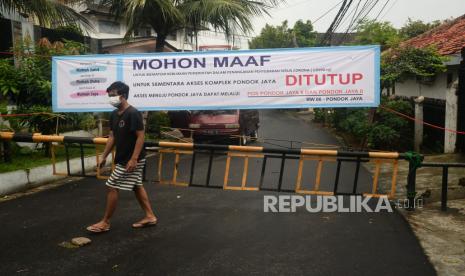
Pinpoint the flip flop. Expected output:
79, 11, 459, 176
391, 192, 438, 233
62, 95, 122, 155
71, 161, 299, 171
132, 219, 158, 228
86, 224, 110, 233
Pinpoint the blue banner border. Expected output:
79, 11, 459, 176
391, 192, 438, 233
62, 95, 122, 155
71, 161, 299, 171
52, 45, 381, 112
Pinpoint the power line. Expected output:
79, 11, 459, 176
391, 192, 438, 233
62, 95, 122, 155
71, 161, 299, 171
336, 0, 365, 45
348, 0, 369, 29
313, 0, 345, 24
332, 0, 354, 32
336, 0, 386, 45
349, 0, 381, 32
321, 0, 373, 45
344, 0, 370, 33
374, 0, 391, 22
319, 0, 349, 45
279, 0, 315, 11
348, 0, 363, 26
359, 0, 380, 22
351, 0, 376, 27
379, 0, 398, 21
338, 0, 362, 31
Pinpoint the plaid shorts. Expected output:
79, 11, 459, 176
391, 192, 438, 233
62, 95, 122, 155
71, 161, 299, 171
106, 159, 146, 191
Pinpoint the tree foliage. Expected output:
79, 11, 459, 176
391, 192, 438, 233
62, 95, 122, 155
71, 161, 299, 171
249, 21, 292, 49
315, 97, 414, 151
0, 38, 94, 156
353, 19, 401, 50
399, 18, 441, 40
381, 46, 447, 90
101, 0, 281, 52
292, 20, 317, 47
0, 38, 87, 107
0, 0, 92, 29
249, 20, 316, 49
0, 39, 88, 129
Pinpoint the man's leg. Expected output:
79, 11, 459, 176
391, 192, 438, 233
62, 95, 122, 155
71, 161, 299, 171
133, 186, 157, 226
87, 187, 119, 231
102, 187, 119, 222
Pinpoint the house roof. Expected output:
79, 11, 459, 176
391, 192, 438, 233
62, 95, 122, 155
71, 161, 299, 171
403, 14, 465, 55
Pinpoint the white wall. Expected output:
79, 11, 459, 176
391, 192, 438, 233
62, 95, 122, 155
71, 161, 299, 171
197, 30, 250, 50
392, 64, 462, 153
84, 14, 128, 39
394, 73, 447, 100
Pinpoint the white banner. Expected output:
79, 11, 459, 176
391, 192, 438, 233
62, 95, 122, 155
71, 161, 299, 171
52, 46, 380, 112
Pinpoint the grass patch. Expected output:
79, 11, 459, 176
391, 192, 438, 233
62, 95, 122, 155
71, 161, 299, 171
0, 144, 103, 173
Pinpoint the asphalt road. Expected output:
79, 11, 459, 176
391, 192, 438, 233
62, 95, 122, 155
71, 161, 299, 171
150, 109, 373, 194
0, 110, 435, 275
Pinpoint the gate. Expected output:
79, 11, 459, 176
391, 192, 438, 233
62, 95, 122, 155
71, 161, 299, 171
1, 132, 410, 201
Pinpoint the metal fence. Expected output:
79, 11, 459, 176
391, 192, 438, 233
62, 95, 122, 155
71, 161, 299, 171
1, 132, 409, 200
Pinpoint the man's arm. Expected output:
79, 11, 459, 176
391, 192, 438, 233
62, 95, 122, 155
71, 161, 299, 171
126, 130, 144, 172
99, 131, 115, 167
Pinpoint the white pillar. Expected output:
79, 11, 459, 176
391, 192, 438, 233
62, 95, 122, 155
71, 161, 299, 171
414, 96, 424, 152
444, 80, 459, 153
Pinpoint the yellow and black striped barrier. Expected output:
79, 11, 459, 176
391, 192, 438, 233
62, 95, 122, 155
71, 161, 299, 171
1, 131, 410, 199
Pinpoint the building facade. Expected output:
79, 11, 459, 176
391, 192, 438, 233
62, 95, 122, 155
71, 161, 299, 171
387, 15, 465, 153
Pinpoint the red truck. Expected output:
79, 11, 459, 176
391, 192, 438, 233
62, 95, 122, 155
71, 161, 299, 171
168, 110, 259, 145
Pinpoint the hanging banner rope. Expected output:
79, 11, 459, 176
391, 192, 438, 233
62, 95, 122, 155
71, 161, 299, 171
380, 105, 465, 135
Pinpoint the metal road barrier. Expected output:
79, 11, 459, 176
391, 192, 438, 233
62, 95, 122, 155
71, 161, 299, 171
1, 132, 411, 200
411, 162, 465, 211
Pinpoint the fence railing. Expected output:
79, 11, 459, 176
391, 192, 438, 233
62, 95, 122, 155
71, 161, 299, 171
414, 162, 465, 211
0, 131, 422, 205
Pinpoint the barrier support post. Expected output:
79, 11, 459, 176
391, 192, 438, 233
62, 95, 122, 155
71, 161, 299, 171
407, 161, 417, 211
3, 141, 11, 162
441, 166, 449, 211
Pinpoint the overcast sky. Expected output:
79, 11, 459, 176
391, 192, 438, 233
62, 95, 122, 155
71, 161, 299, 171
250, 0, 465, 36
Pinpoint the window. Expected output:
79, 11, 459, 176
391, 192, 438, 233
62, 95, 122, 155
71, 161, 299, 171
98, 20, 120, 34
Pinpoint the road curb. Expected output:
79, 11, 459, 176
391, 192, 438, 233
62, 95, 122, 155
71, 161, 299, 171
0, 156, 97, 196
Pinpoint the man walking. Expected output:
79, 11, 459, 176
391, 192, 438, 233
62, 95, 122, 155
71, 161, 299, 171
87, 81, 157, 233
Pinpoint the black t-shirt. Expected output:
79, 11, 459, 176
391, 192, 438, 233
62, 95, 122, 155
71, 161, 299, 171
109, 106, 146, 165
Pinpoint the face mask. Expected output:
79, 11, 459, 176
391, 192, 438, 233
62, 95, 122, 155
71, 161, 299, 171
109, 95, 122, 107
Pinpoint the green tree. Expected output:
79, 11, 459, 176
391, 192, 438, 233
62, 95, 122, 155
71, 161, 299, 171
5, 38, 88, 107
249, 21, 292, 49
353, 19, 401, 50
249, 20, 316, 49
381, 46, 447, 92
0, 0, 92, 29
101, 0, 280, 52
399, 18, 441, 39
322, 97, 414, 151
292, 20, 317, 47
1, 38, 89, 126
